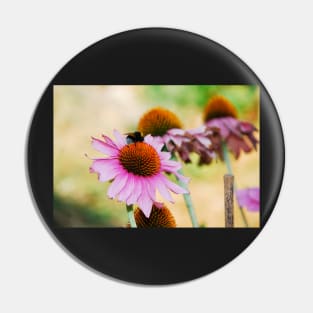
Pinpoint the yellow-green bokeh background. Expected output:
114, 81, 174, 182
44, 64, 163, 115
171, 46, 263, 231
54, 85, 259, 227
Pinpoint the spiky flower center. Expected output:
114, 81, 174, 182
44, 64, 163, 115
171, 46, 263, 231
134, 205, 176, 228
203, 95, 238, 122
119, 142, 160, 176
138, 107, 183, 136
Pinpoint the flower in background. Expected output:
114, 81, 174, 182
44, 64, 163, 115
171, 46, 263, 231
132, 204, 176, 228
138, 107, 183, 137
203, 95, 258, 159
89, 130, 189, 218
163, 126, 221, 165
138, 107, 220, 165
236, 187, 260, 212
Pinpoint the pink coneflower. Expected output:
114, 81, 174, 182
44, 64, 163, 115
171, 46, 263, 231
203, 95, 258, 159
236, 187, 260, 212
89, 130, 189, 218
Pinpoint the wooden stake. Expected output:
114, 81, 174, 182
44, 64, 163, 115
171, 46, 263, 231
224, 174, 234, 227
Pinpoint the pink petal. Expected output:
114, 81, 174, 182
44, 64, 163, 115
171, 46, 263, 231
236, 188, 260, 212
154, 175, 174, 203
187, 126, 205, 135
248, 188, 260, 202
91, 137, 119, 156
113, 129, 126, 149
196, 136, 211, 147
160, 174, 188, 194
161, 159, 181, 172
207, 119, 230, 138
107, 173, 128, 199
102, 134, 118, 147
159, 151, 171, 161
247, 200, 259, 212
144, 134, 164, 151
90, 159, 121, 182
175, 172, 190, 184
167, 128, 185, 136
126, 175, 142, 205
137, 188, 153, 218
225, 117, 242, 137
239, 121, 255, 133
117, 173, 134, 202
169, 134, 184, 147
145, 177, 157, 202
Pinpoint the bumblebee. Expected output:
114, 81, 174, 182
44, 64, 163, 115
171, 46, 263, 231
125, 131, 144, 144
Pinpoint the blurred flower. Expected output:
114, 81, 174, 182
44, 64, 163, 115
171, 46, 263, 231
203, 95, 258, 159
138, 107, 220, 165
89, 130, 189, 217
163, 126, 221, 165
138, 107, 183, 136
133, 204, 176, 228
236, 187, 260, 212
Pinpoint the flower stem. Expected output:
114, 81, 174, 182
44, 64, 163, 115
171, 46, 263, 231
172, 154, 199, 228
222, 142, 249, 227
126, 204, 137, 228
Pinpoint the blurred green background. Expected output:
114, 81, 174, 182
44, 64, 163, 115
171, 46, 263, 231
54, 85, 259, 227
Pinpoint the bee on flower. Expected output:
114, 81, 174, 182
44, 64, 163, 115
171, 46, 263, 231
89, 129, 189, 222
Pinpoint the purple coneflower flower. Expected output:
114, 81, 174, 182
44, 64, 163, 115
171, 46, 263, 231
203, 95, 258, 159
89, 130, 189, 218
236, 187, 260, 212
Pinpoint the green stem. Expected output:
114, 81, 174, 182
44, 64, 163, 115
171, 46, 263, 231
126, 204, 137, 228
172, 154, 199, 228
222, 142, 249, 227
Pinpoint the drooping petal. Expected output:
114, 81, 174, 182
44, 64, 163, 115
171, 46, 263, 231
207, 119, 230, 138
159, 151, 172, 161
186, 126, 206, 135
168, 134, 184, 147
144, 134, 164, 151
137, 187, 153, 218
113, 129, 126, 149
91, 137, 119, 156
102, 134, 118, 147
89, 159, 121, 182
195, 135, 211, 147
154, 174, 174, 203
175, 171, 190, 184
239, 121, 256, 134
117, 172, 135, 202
126, 175, 142, 205
107, 173, 128, 199
160, 174, 188, 194
167, 128, 185, 136
161, 159, 182, 172
144, 176, 157, 202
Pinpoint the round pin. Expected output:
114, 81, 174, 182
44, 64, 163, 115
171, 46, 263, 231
27, 28, 284, 284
